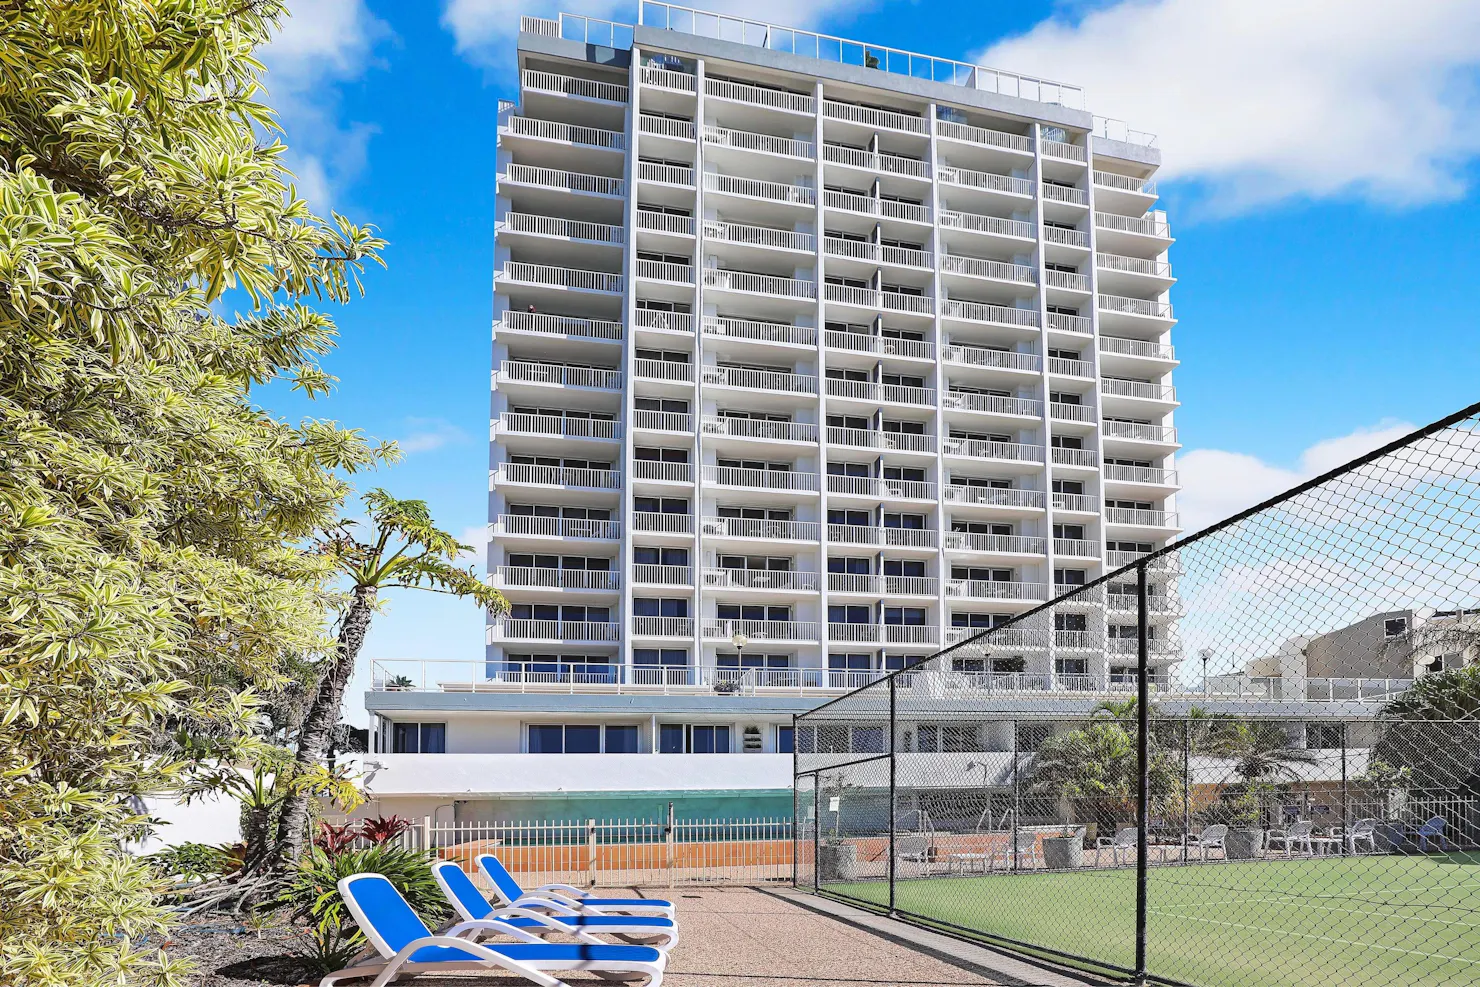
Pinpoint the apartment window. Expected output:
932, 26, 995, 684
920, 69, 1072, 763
605, 725, 641, 753
829, 653, 874, 671
1055, 568, 1087, 587
883, 607, 926, 626
953, 520, 1012, 535
635, 496, 689, 514
1044, 269, 1079, 281
506, 654, 614, 681
1046, 304, 1080, 317
1055, 658, 1088, 676
1108, 541, 1154, 554
635, 397, 689, 414
1384, 617, 1409, 638
1051, 435, 1083, 450
1107, 499, 1154, 512
1050, 391, 1082, 406
510, 455, 613, 471
883, 512, 925, 529
1055, 613, 1088, 631
829, 508, 871, 526
1017, 723, 1052, 752
718, 555, 791, 571
829, 605, 871, 624
635, 348, 691, 365
1054, 523, 1086, 539
951, 613, 1005, 629
717, 603, 790, 622
1053, 479, 1085, 495
637, 250, 690, 266
528, 724, 600, 754
916, 724, 980, 753
883, 559, 925, 577
882, 373, 925, 388
828, 556, 871, 575
717, 458, 791, 472
718, 506, 791, 520
509, 604, 610, 622
882, 419, 925, 435
717, 652, 791, 670
634, 547, 689, 566
1110, 624, 1154, 641
633, 597, 689, 618
955, 476, 1012, 489
634, 647, 688, 667
883, 465, 926, 481
505, 554, 610, 571
391, 722, 446, 754
952, 566, 1013, 582
826, 367, 870, 381
777, 725, 795, 754
1106, 457, 1153, 469
828, 414, 871, 430
1307, 723, 1345, 750
660, 724, 730, 754
880, 326, 925, 341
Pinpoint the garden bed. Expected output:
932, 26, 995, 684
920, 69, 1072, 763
164, 916, 319, 987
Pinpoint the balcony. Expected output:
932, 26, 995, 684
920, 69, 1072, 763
491, 619, 622, 643
1096, 211, 1171, 239
1054, 537, 1099, 557
704, 172, 814, 205
824, 99, 926, 134
1100, 335, 1176, 362
935, 119, 1032, 154
944, 580, 1049, 601
1054, 630, 1097, 649
632, 510, 695, 534
494, 514, 619, 541
638, 113, 696, 141
1106, 507, 1179, 528
1044, 269, 1091, 292
1041, 182, 1089, 205
1107, 592, 1182, 616
937, 165, 1031, 197
1099, 293, 1174, 323
497, 261, 622, 294
500, 212, 624, 245
493, 462, 620, 491
522, 68, 628, 104
1107, 549, 1180, 571
1093, 171, 1156, 196
1047, 355, 1093, 378
1096, 251, 1174, 290
491, 566, 620, 592
632, 409, 693, 433
633, 564, 694, 587
496, 310, 623, 344
635, 259, 695, 284
826, 475, 937, 501
495, 412, 620, 442
1103, 421, 1178, 445
701, 416, 817, 444
706, 220, 814, 253
823, 377, 935, 406
825, 426, 934, 453
502, 115, 626, 151
634, 309, 695, 334
825, 328, 934, 361
702, 465, 819, 493
495, 360, 622, 390
823, 238, 933, 270
1050, 402, 1096, 423
631, 461, 694, 485
702, 516, 819, 541
939, 210, 1034, 241
1044, 226, 1091, 249
701, 618, 821, 642
703, 316, 815, 348
705, 77, 814, 114
1108, 637, 1180, 657
942, 299, 1040, 329
829, 623, 940, 645
639, 66, 696, 92
503, 163, 624, 198
942, 630, 1048, 650
1041, 139, 1087, 162
703, 568, 820, 592
943, 485, 1046, 510
637, 160, 694, 186
823, 189, 931, 224
636, 209, 696, 237
940, 254, 1036, 285
633, 357, 694, 383
823, 144, 929, 179
630, 616, 695, 638
704, 125, 814, 159
1052, 492, 1098, 513
827, 574, 939, 596
1105, 464, 1178, 486
942, 437, 1043, 463
943, 391, 1041, 418
702, 268, 816, 300
827, 524, 938, 550
1101, 377, 1177, 404
1050, 446, 1099, 468
703, 364, 818, 394
943, 532, 1046, 555
1047, 312, 1093, 335
942, 343, 1041, 374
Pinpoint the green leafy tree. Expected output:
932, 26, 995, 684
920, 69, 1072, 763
0, 3, 389, 983
1211, 722, 1319, 786
271, 491, 506, 866
1376, 668, 1480, 795
1027, 721, 1183, 831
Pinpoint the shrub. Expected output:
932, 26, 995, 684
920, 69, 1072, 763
279, 845, 449, 974
147, 842, 229, 881
360, 815, 413, 846
313, 821, 360, 855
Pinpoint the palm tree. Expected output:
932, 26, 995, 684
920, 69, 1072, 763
271, 490, 506, 868
1212, 722, 1318, 786
1027, 721, 1183, 831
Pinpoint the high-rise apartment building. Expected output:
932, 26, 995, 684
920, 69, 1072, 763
358, 5, 1181, 820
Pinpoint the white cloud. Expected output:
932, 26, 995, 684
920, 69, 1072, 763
259, 0, 390, 211
977, 0, 1480, 211
1177, 419, 1414, 534
457, 525, 490, 566
444, 0, 874, 66
396, 418, 468, 454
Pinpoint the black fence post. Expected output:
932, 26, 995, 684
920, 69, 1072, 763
792, 713, 799, 888
889, 674, 897, 914
1340, 721, 1349, 857
1182, 719, 1191, 865
1135, 562, 1150, 984
813, 771, 821, 893
1011, 720, 1020, 872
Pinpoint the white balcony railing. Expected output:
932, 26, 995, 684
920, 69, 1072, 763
1097, 252, 1172, 279
883, 291, 934, 315
635, 259, 694, 284
496, 412, 620, 441
636, 209, 696, 236
1051, 446, 1099, 467
495, 513, 618, 542
705, 77, 814, 114
823, 238, 932, 269
945, 580, 1050, 600
943, 299, 1040, 328
1044, 269, 1091, 292
823, 190, 930, 223
1050, 401, 1095, 423
823, 99, 926, 133
632, 409, 693, 432
944, 531, 1046, 554
823, 377, 935, 406
1053, 492, 1098, 512
494, 463, 620, 490
634, 309, 695, 333
633, 357, 693, 382
1094, 171, 1157, 195
703, 568, 820, 592
1096, 211, 1171, 238
1054, 537, 1100, 557
704, 465, 818, 492
827, 573, 939, 596
631, 460, 694, 484
943, 391, 1042, 418
943, 485, 1046, 510
823, 143, 928, 178
704, 364, 818, 393
633, 564, 695, 586
1047, 312, 1093, 334
1107, 550, 1181, 570
1044, 226, 1091, 248
943, 437, 1043, 462
828, 525, 939, 549
825, 427, 934, 453
705, 220, 814, 252
935, 120, 1032, 153
826, 475, 937, 501
503, 116, 626, 150
639, 66, 696, 91
493, 566, 620, 591
1041, 182, 1088, 205
942, 343, 1041, 373
702, 619, 821, 641
1101, 335, 1175, 361
496, 361, 621, 390
499, 261, 622, 293
522, 68, 628, 104
1100, 294, 1174, 320
703, 317, 815, 347
704, 172, 814, 205
825, 329, 935, 361
497, 310, 623, 342
1041, 139, 1086, 162
633, 511, 695, 533
702, 416, 817, 443
703, 268, 816, 298
939, 210, 1034, 240
1106, 507, 1179, 527
702, 516, 819, 541
704, 125, 814, 159
1104, 420, 1178, 444
1102, 377, 1177, 402
638, 113, 696, 140
1105, 464, 1178, 485
938, 166, 1031, 196
638, 161, 694, 186
941, 254, 1036, 284
501, 212, 624, 244
495, 619, 622, 642
503, 163, 624, 197
1047, 356, 1093, 378
631, 616, 695, 637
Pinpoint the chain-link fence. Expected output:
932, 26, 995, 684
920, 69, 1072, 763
795, 401, 1480, 987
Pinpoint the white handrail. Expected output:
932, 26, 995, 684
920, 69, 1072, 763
496, 514, 620, 539
704, 568, 820, 592
1101, 377, 1176, 401
638, 161, 694, 185
1096, 211, 1171, 237
705, 172, 814, 204
828, 524, 938, 548
635, 259, 694, 284
633, 357, 693, 382
493, 566, 620, 590
1097, 252, 1172, 278
504, 163, 624, 196
639, 66, 696, 92
705, 219, 814, 252
825, 329, 935, 361
636, 210, 696, 235
1052, 492, 1099, 512
943, 299, 1040, 327
522, 68, 628, 103
1104, 420, 1178, 443
705, 364, 819, 393
704, 465, 819, 491
633, 564, 695, 585
944, 391, 1041, 417
1051, 446, 1099, 467
705, 77, 814, 114
1106, 507, 1179, 527
939, 210, 1034, 239
702, 416, 817, 443
941, 254, 1036, 283
495, 619, 622, 641
503, 115, 626, 150
1041, 182, 1089, 204
944, 531, 1046, 554
1041, 139, 1086, 162
498, 310, 623, 342
632, 409, 694, 432
634, 309, 695, 333
638, 113, 696, 139
1047, 312, 1093, 334
631, 616, 695, 637
702, 516, 819, 541
501, 212, 624, 243
1094, 170, 1158, 194
494, 463, 620, 489
1044, 269, 1091, 291
1047, 356, 1093, 378
702, 618, 821, 641
942, 343, 1040, 373
935, 119, 1033, 152
1100, 293, 1174, 319
827, 475, 937, 500
1104, 464, 1178, 485
497, 412, 620, 440
945, 580, 1049, 600
499, 262, 622, 292
1050, 401, 1096, 422
496, 361, 621, 389
1054, 537, 1100, 557
938, 165, 1031, 196
1044, 226, 1091, 248
823, 143, 928, 178
704, 125, 814, 159
823, 98, 926, 133
943, 485, 1045, 509
703, 317, 816, 347
943, 437, 1044, 462
633, 510, 696, 532
703, 268, 816, 298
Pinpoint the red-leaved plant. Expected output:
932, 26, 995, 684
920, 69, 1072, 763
313, 821, 359, 854
360, 815, 413, 846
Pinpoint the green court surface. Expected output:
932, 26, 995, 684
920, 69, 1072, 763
826, 852, 1480, 987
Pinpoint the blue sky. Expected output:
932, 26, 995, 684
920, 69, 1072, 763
255, 0, 1480, 712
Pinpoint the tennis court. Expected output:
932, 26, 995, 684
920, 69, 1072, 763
825, 852, 1480, 987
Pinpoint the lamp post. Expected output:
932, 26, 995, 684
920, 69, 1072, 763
731, 631, 749, 686
1199, 648, 1213, 697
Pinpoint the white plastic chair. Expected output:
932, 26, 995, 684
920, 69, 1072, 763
1097, 826, 1138, 866
1345, 818, 1378, 854
1267, 820, 1315, 856
1187, 824, 1227, 860
894, 835, 932, 876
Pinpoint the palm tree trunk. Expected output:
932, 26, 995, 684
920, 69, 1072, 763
273, 584, 378, 868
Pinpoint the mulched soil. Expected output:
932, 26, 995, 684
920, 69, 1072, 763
163, 916, 319, 987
